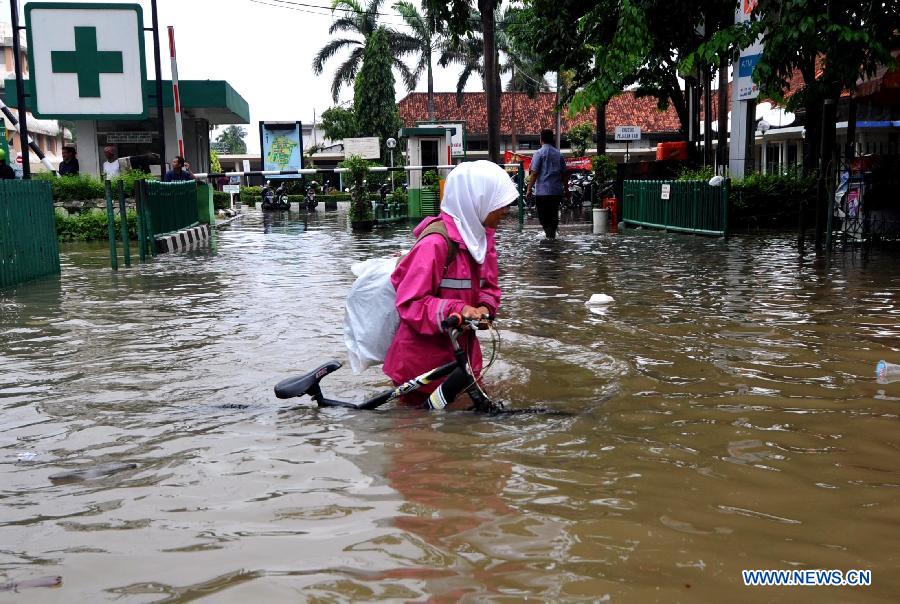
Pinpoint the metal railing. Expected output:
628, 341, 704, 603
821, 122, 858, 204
0, 179, 59, 287
193, 163, 529, 226
622, 179, 729, 237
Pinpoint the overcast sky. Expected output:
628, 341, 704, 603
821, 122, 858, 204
2, 0, 489, 152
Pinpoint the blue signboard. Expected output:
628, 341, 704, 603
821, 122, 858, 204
259, 121, 303, 172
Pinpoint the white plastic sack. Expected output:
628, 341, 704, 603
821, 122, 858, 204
343, 257, 400, 374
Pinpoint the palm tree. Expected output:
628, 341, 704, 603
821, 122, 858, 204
312, 0, 418, 102
392, 1, 443, 121
439, 7, 548, 106
438, 6, 548, 153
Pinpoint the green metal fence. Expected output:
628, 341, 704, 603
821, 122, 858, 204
420, 188, 440, 217
622, 179, 729, 237
142, 180, 199, 237
0, 180, 59, 288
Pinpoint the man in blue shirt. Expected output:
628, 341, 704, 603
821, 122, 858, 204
525, 129, 566, 239
163, 155, 195, 182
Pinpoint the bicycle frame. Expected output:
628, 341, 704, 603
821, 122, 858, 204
274, 321, 498, 412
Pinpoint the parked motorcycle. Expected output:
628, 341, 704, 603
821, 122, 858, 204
305, 182, 319, 211
565, 172, 594, 210
261, 182, 290, 212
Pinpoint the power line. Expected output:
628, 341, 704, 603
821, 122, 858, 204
248, 0, 412, 27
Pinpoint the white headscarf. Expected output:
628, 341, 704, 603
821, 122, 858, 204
440, 161, 519, 264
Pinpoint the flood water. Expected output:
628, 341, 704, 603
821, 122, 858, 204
2, 208, 898, 602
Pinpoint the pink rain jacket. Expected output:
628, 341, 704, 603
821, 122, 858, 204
383, 212, 501, 393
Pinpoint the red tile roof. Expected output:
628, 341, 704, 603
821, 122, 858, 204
398, 91, 682, 136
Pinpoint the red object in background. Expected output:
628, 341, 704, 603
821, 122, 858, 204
565, 156, 593, 171
503, 151, 532, 171
656, 141, 689, 161
602, 197, 619, 232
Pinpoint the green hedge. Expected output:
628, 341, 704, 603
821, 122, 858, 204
730, 171, 816, 228
55, 207, 137, 241
213, 191, 231, 210
36, 169, 153, 201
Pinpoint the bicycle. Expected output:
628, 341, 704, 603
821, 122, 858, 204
275, 314, 506, 413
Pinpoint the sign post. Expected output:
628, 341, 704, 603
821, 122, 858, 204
615, 126, 641, 162
23, 1, 154, 173
223, 183, 240, 210
730, 0, 763, 179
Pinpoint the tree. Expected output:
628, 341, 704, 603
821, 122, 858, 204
695, 0, 899, 248
321, 106, 358, 141
312, 0, 418, 102
354, 27, 403, 159
439, 6, 548, 104
209, 149, 221, 174
393, 1, 443, 121
428, 0, 503, 163
514, 0, 740, 138
213, 125, 247, 154
568, 122, 593, 157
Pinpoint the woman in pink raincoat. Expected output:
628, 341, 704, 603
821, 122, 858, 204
383, 161, 519, 407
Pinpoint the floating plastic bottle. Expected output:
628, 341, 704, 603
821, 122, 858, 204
876, 360, 900, 384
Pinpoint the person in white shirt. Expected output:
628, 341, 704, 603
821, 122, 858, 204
102, 146, 120, 179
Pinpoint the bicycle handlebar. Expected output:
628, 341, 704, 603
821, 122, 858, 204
441, 312, 493, 331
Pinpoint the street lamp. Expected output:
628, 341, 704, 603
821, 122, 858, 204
386, 137, 397, 191
757, 119, 770, 173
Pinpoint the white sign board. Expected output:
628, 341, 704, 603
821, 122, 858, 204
615, 126, 641, 141
661, 184, 671, 200
223, 184, 240, 194
26, 3, 147, 119
418, 122, 465, 158
106, 132, 151, 144
736, 0, 764, 100
344, 137, 381, 159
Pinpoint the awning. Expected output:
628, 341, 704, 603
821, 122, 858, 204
4, 79, 250, 125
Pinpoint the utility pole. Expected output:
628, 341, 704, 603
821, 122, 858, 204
9, 0, 29, 178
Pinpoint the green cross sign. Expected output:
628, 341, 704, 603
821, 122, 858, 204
50, 26, 123, 98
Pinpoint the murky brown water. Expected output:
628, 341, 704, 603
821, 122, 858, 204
2, 208, 898, 602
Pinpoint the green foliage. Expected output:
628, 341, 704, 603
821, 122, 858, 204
353, 27, 402, 161
240, 185, 261, 207
568, 122, 594, 157
439, 6, 549, 105
389, 186, 408, 206
321, 106, 358, 141
213, 191, 230, 210
730, 170, 816, 227
422, 169, 440, 189
312, 0, 418, 102
35, 169, 152, 201
676, 166, 714, 181
340, 154, 373, 221
592, 155, 617, 183
513, 1, 739, 134
213, 125, 248, 154
210, 150, 222, 174
55, 207, 138, 241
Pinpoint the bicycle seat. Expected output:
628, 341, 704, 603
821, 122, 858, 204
274, 360, 342, 399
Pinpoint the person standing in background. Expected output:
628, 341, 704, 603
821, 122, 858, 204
102, 146, 120, 179
525, 129, 566, 239
58, 145, 79, 176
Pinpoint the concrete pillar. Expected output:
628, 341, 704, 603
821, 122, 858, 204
74, 121, 100, 176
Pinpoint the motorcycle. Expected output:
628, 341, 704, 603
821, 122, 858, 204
304, 183, 319, 211
565, 172, 593, 210
261, 186, 290, 212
